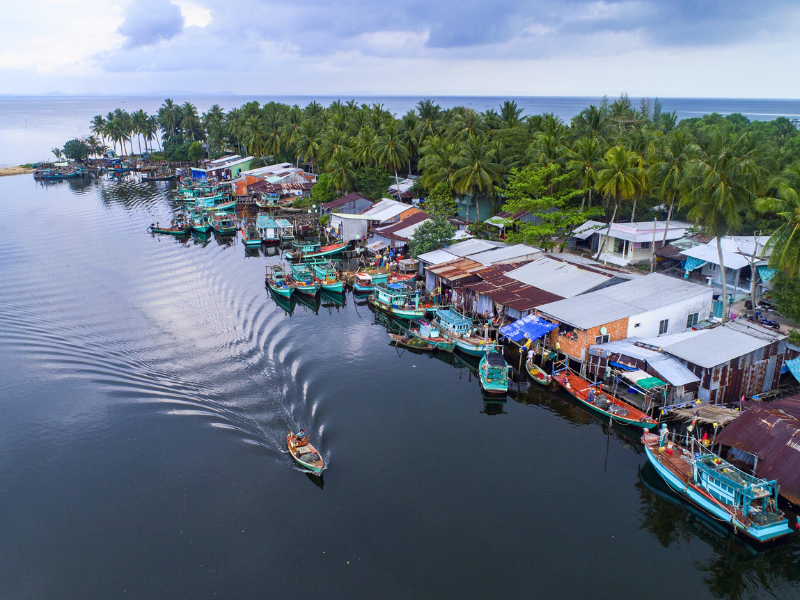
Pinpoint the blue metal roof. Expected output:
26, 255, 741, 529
256, 216, 278, 228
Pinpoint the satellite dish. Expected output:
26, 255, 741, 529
600, 326, 608, 335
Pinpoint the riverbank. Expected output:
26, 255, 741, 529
0, 166, 33, 177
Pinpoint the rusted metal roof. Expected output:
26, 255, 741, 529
716, 395, 800, 504
428, 258, 486, 282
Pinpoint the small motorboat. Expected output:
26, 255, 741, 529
389, 333, 435, 351
526, 359, 552, 386
287, 431, 324, 474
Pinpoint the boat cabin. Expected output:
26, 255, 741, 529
374, 283, 419, 309
413, 319, 441, 339
435, 308, 474, 337
293, 238, 321, 253
276, 218, 294, 241
256, 215, 280, 243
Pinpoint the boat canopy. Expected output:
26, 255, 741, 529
256, 215, 278, 228
486, 352, 506, 367
499, 314, 558, 343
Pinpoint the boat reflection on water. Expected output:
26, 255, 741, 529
268, 287, 296, 316
191, 230, 213, 247
295, 291, 321, 314
321, 290, 346, 310
244, 245, 261, 259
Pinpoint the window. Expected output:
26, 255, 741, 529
659, 319, 669, 335
595, 334, 610, 344
613, 238, 625, 254
634, 323, 641, 328
687, 312, 699, 328
640, 242, 651, 249
707, 263, 717, 272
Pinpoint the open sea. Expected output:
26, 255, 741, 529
2, 95, 800, 166
1, 166, 800, 598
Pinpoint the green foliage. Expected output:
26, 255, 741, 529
353, 166, 391, 201
318, 214, 331, 226
409, 215, 456, 257
770, 272, 800, 325
499, 164, 602, 250
187, 142, 205, 162
466, 221, 491, 239
63, 139, 91, 162
291, 195, 315, 209
422, 182, 457, 217
311, 173, 336, 205
163, 137, 193, 162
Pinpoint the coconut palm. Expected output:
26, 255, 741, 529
756, 164, 800, 276
131, 110, 148, 154
90, 115, 107, 148
419, 136, 457, 190
594, 146, 645, 259
377, 120, 409, 190
648, 130, 697, 245
353, 125, 379, 167
499, 100, 523, 128
564, 137, 606, 210
181, 102, 202, 141
296, 120, 321, 172
52, 147, 64, 162
327, 151, 357, 194
146, 115, 161, 152
416, 98, 441, 141
240, 115, 266, 157
680, 128, 762, 321
452, 135, 503, 222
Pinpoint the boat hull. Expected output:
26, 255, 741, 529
643, 443, 791, 543
454, 338, 492, 357
287, 434, 324, 474
353, 282, 374, 293
294, 284, 319, 296
320, 281, 344, 293
368, 296, 426, 319
526, 362, 552, 386
243, 239, 262, 247
149, 227, 189, 236
268, 283, 293, 297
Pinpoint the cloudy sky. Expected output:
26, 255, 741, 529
2, 0, 800, 97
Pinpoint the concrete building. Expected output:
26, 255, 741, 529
681, 236, 772, 296
321, 193, 373, 216
536, 273, 713, 364
571, 220, 692, 266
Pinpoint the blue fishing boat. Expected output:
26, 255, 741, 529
266, 265, 293, 297
148, 216, 190, 236
354, 271, 389, 293
188, 208, 212, 233
33, 168, 82, 180
256, 215, 281, 245
309, 261, 344, 293
369, 283, 433, 319
286, 239, 350, 261
240, 219, 262, 247
434, 308, 492, 357
642, 428, 792, 543
289, 263, 320, 296
479, 345, 510, 396
212, 214, 237, 236
408, 319, 456, 352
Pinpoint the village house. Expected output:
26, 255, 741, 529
330, 198, 418, 244
320, 192, 373, 216
536, 273, 713, 366
570, 220, 691, 266
680, 236, 773, 297
192, 155, 256, 180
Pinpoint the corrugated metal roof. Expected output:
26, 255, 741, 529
505, 256, 614, 298
589, 338, 700, 386
537, 274, 711, 329
469, 244, 542, 266
682, 244, 751, 270
445, 239, 506, 257
418, 249, 457, 265
428, 258, 485, 282
322, 192, 368, 209
716, 396, 800, 504
657, 321, 786, 369
648, 357, 700, 386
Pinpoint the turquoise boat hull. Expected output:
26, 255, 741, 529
643, 443, 791, 542
369, 297, 426, 319
243, 239, 262, 247
269, 283, 293, 297
353, 282, 374, 293
455, 338, 492, 356
321, 281, 344, 293
294, 284, 319, 296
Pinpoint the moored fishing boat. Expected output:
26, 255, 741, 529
526, 359, 552, 386
33, 168, 82, 180
287, 431, 324, 474
552, 368, 658, 429
240, 219, 262, 247
642, 427, 792, 542
256, 215, 281, 245
148, 217, 190, 236
265, 265, 293, 298
389, 333, 435, 351
408, 319, 456, 352
434, 308, 492, 357
310, 261, 344, 293
212, 213, 237, 236
287, 240, 350, 261
276, 218, 295, 242
289, 263, 320, 296
353, 271, 389, 293
188, 208, 212, 233
479, 345, 510, 395
142, 170, 176, 181
369, 283, 433, 319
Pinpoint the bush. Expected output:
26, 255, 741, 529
188, 142, 205, 162
353, 166, 391, 201
319, 214, 331, 226
63, 139, 91, 162
311, 173, 336, 205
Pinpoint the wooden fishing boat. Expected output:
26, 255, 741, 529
287, 431, 324, 474
33, 168, 82, 180
240, 220, 262, 247
310, 261, 344, 293
289, 263, 320, 296
552, 369, 658, 429
142, 172, 176, 181
353, 271, 389, 293
526, 359, 552, 386
148, 218, 190, 236
256, 215, 281, 245
408, 319, 456, 352
479, 346, 510, 395
434, 308, 492, 357
210, 199, 237, 212
642, 428, 792, 542
389, 333, 435, 351
369, 283, 433, 319
188, 209, 212, 233
287, 241, 350, 261
212, 214, 237, 236
265, 265, 293, 298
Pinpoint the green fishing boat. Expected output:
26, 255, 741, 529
266, 265, 293, 298
369, 283, 434, 319
212, 214, 237, 236
289, 263, 320, 296
309, 261, 344, 293
148, 216, 190, 236
479, 345, 510, 396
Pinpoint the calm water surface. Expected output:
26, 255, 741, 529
1, 175, 799, 599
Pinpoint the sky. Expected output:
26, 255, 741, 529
2, 0, 800, 97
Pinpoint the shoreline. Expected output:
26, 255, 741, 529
0, 166, 33, 177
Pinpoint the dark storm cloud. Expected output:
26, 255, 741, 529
117, 0, 185, 49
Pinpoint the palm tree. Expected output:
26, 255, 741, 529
158, 99, 179, 140
353, 125, 379, 167
416, 98, 441, 141
52, 147, 64, 162
181, 102, 202, 141
564, 137, 605, 210
594, 146, 644, 259
756, 164, 800, 275
680, 128, 761, 321
296, 120, 321, 172
452, 135, 503, 223
240, 115, 266, 157
648, 131, 697, 245
418, 135, 457, 190
377, 120, 409, 191
499, 100, 523, 128
327, 151, 357, 194
146, 115, 162, 152
131, 110, 148, 154
90, 115, 107, 148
